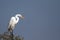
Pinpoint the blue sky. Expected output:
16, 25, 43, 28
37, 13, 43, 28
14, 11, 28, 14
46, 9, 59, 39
0, 0, 60, 40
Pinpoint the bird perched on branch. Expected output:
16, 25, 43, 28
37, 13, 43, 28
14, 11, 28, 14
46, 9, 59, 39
8, 14, 24, 32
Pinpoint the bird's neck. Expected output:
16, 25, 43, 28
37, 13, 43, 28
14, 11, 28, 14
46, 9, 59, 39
15, 16, 19, 24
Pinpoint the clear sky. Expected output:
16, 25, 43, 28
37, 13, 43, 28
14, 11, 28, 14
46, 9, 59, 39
0, 0, 60, 40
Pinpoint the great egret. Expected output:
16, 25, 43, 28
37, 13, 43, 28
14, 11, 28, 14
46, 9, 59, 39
8, 14, 24, 32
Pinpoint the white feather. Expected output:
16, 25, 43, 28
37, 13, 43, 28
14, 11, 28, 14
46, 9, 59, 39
8, 14, 23, 32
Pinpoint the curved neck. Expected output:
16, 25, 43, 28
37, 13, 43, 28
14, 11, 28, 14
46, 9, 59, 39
15, 15, 19, 24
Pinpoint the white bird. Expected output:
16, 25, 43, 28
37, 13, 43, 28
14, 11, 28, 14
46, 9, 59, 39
8, 14, 24, 32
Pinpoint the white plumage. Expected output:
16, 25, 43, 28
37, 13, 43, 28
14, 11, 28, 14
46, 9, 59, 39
8, 14, 24, 32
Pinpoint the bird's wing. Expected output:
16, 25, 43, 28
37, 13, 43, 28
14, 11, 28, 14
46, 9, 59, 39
8, 17, 15, 28
9, 17, 15, 25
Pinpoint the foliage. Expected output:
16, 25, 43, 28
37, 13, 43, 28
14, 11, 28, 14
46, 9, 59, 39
0, 32, 24, 40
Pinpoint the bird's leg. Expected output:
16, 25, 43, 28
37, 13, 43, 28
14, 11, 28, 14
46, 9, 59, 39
10, 30, 14, 40
8, 26, 12, 32
8, 26, 13, 40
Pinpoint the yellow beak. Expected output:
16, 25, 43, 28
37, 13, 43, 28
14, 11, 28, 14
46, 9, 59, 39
21, 16, 24, 19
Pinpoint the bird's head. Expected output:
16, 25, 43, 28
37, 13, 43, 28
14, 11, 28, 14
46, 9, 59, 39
15, 14, 24, 19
